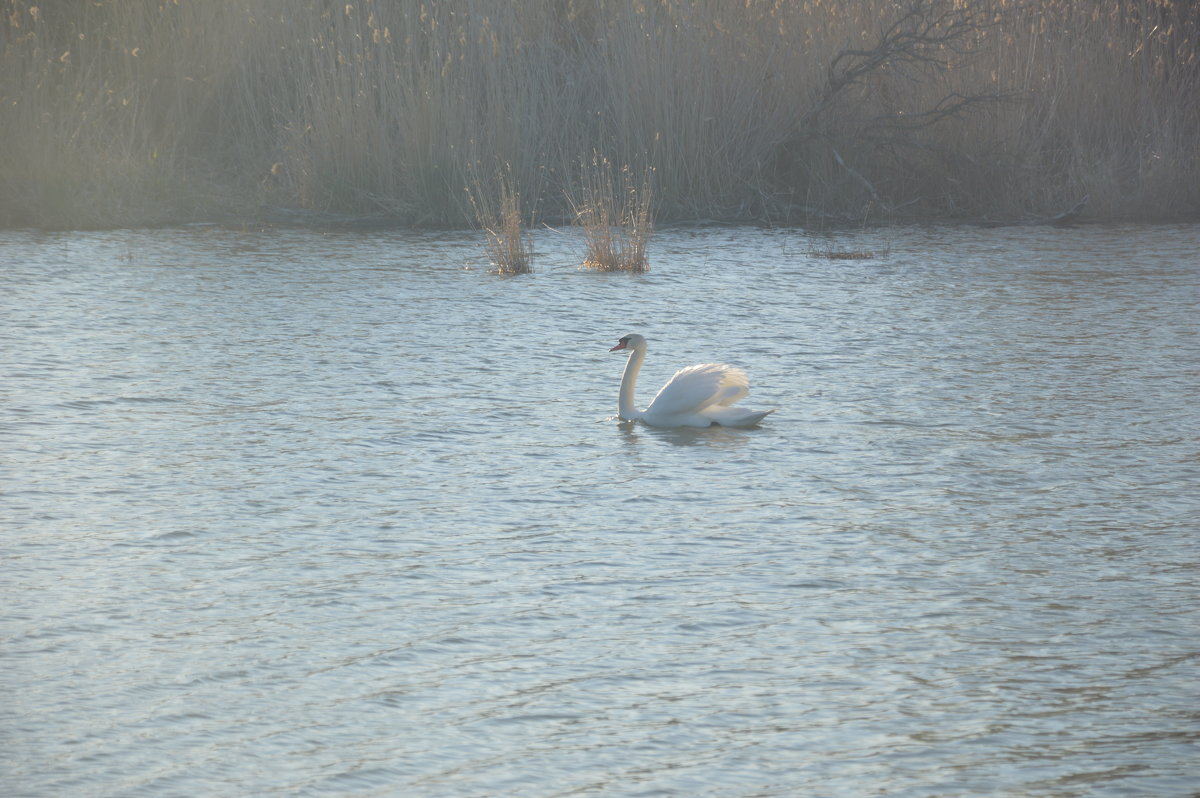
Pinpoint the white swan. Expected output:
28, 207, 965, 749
609, 333, 774, 428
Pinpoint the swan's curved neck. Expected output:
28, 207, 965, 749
618, 345, 646, 420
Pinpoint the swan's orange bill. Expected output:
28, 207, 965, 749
609, 341, 627, 351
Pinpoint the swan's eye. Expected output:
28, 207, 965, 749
619, 337, 629, 344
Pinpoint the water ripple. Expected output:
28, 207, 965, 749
1, 224, 1197, 797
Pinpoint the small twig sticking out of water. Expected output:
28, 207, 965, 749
807, 201, 892, 260
811, 249, 877, 260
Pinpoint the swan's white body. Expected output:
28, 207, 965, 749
610, 334, 774, 428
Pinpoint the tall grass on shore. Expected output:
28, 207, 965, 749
2, 1, 1197, 229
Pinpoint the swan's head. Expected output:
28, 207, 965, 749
609, 333, 646, 352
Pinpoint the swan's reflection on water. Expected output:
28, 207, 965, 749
615, 417, 759, 448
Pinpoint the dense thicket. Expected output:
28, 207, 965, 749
2, 0, 1197, 228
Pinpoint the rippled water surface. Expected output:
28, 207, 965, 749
3, 223, 1198, 797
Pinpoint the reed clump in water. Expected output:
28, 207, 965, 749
468, 166, 533, 274
2, 1, 1197, 229
573, 157, 654, 273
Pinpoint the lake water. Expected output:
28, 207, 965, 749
2, 222, 1198, 797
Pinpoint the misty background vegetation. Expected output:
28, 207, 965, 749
2, 0, 1197, 229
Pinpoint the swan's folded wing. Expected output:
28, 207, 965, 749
644, 363, 750, 416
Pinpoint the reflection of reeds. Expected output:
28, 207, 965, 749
468, 166, 532, 274
574, 156, 653, 273
2, 2, 1197, 228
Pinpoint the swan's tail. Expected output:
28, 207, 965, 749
705, 407, 775, 428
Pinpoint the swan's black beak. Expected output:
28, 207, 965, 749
609, 337, 629, 352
